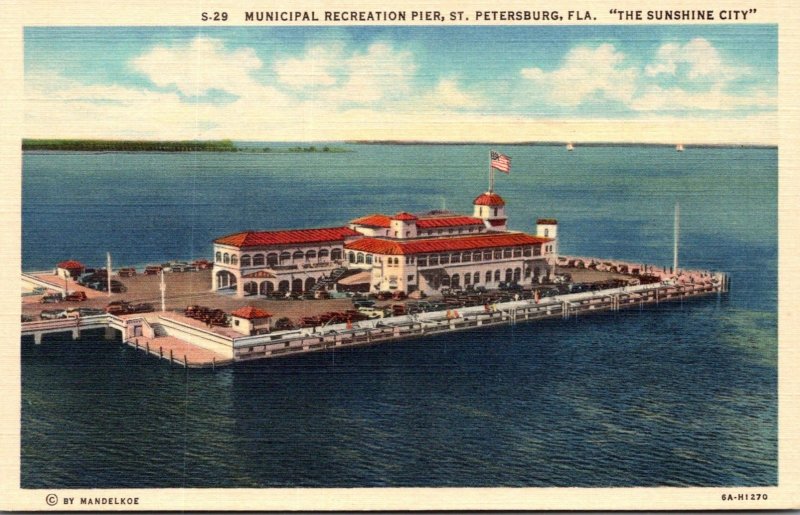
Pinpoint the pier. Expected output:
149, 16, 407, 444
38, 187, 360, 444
21, 264, 730, 368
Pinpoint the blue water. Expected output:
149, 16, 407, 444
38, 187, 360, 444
21, 144, 777, 487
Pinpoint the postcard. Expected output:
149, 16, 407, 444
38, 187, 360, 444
1, 0, 797, 510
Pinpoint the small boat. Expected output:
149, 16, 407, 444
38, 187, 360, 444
676, 144, 684, 152
566, 142, 574, 151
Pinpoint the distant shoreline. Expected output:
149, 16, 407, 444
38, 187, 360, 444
346, 140, 777, 149
22, 139, 350, 153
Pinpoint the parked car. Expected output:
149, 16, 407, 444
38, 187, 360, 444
76, 307, 105, 317
357, 307, 385, 319
64, 291, 88, 302
40, 309, 68, 320
143, 265, 163, 275
40, 293, 63, 303
117, 267, 137, 278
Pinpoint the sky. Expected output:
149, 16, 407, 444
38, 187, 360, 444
24, 25, 777, 144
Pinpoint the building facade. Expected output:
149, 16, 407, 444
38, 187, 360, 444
212, 191, 557, 296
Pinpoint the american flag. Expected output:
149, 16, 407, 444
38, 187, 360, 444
491, 151, 511, 173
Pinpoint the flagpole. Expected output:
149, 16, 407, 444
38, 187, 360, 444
489, 151, 494, 193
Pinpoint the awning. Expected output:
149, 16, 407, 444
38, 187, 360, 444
337, 271, 372, 286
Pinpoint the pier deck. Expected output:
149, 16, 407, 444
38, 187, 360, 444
127, 335, 233, 368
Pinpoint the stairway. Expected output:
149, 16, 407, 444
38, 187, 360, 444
312, 267, 348, 291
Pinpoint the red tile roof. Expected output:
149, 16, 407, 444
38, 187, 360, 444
231, 306, 272, 319
345, 232, 551, 255
417, 216, 484, 229
473, 192, 506, 206
215, 227, 361, 248
350, 214, 392, 228
352, 213, 484, 229
392, 212, 418, 221
57, 260, 85, 269
350, 214, 392, 229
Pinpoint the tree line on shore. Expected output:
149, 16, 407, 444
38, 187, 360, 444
22, 139, 350, 153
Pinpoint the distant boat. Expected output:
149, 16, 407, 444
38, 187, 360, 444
566, 142, 574, 151
676, 144, 684, 152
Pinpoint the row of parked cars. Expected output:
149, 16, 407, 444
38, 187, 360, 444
40, 291, 89, 303
38, 307, 106, 320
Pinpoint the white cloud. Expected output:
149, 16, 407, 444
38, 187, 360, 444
645, 38, 745, 81
274, 44, 342, 87
130, 37, 263, 96
420, 79, 484, 109
631, 85, 776, 112
327, 42, 416, 104
520, 44, 638, 106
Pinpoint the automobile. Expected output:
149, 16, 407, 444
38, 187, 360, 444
353, 299, 375, 308
128, 303, 155, 314
391, 304, 406, 316
392, 291, 407, 300
117, 268, 137, 278
273, 317, 295, 331
40, 293, 63, 303
143, 265, 163, 275
105, 301, 131, 315
64, 291, 88, 302
357, 307, 385, 319
40, 309, 68, 319
76, 307, 105, 316
193, 259, 212, 270
21, 314, 34, 323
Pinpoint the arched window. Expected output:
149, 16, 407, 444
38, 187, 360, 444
513, 268, 521, 282
495, 270, 501, 282
215, 251, 221, 263
305, 277, 316, 291
464, 273, 471, 285
293, 250, 304, 260
474, 272, 480, 284
279, 252, 291, 264
230, 255, 238, 265
366, 255, 373, 265
223, 253, 230, 264
291, 278, 303, 292
493, 208, 498, 217
306, 250, 317, 260
319, 249, 329, 259
241, 254, 251, 267
331, 248, 342, 261
266, 253, 278, 266
485, 271, 492, 283
451, 274, 460, 287
278, 280, 290, 292
348, 251, 355, 263
253, 254, 265, 266
356, 253, 364, 264
505, 269, 513, 282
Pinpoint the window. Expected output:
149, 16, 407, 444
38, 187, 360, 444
464, 273, 471, 285
348, 252, 355, 263
513, 248, 522, 258
474, 272, 480, 284
215, 251, 221, 263
451, 253, 460, 263
268, 253, 280, 266
525, 267, 531, 278
230, 255, 238, 265
223, 253, 230, 264
462, 252, 471, 262
331, 248, 342, 260
485, 271, 492, 283
484, 250, 493, 260
366, 255, 373, 265
292, 250, 304, 260
493, 208, 498, 217
356, 253, 364, 264
241, 255, 251, 267
254, 254, 266, 266
505, 269, 513, 282
429, 255, 439, 266
495, 250, 503, 259
440, 254, 449, 265
418, 256, 428, 267
448, 228, 454, 233
306, 250, 317, 260
534, 246, 541, 256
394, 231, 398, 237
494, 270, 501, 282
279, 252, 291, 264
319, 249, 329, 259
473, 251, 482, 262
513, 268, 521, 282
523, 247, 532, 257
408, 275, 414, 282
469, 227, 474, 233
544, 228, 549, 237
